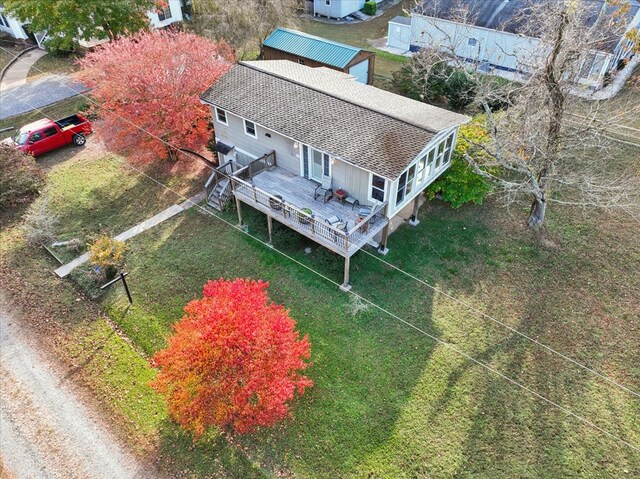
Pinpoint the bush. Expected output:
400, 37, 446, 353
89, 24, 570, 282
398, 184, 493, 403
426, 118, 493, 208
392, 54, 478, 110
0, 145, 44, 208
22, 199, 58, 245
88, 234, 126, 280
363, 1, 377, 15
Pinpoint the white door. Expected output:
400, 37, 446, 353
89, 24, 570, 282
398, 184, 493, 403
311, 149, 324, 182
348, 59, 369, 84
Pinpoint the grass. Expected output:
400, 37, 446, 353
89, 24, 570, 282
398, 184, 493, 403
1, 133, 639, 477
295, 1, 411, 84
26, 52, 80, 80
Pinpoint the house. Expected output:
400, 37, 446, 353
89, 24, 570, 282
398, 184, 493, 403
313, 0, 382, 19
200, 60, 469, 290
262, 28, 375, 84
0, 0, 185, 47
387, 0, 640, 89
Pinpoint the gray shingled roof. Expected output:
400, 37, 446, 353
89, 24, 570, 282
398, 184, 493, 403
201, 62, 468, 180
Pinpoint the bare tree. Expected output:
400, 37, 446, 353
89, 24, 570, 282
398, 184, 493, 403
189, 0, 301, 58
409, 0, 640, 227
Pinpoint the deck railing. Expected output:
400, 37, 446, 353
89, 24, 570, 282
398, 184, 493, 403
231, 173, 388, 255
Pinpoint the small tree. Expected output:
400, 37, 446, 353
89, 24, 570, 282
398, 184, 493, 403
426, 118, 493, 208
151, 278, 312, 438
5, 0, 156, 53
88, 234, 126, 280
77, 30, 234, 163
0, 144, 44, 208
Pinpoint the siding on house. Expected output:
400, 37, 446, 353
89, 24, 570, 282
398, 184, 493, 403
313, 0, 363, 19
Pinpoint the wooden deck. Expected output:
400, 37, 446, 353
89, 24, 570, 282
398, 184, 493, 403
232, 166, 388, 257
253, 167, 363, 226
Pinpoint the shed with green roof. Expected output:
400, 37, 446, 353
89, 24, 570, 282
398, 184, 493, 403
262, 28, 375, 84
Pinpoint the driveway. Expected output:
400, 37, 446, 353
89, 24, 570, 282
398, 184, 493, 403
0, 298, 159, 479
0, 48, 88, 120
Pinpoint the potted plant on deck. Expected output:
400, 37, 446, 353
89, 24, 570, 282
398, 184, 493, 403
298, 208, 313, 224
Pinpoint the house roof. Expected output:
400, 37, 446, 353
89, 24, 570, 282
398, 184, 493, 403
262, 28, 365, 69
416, 0, 640, 37
390, 15, 411, 26
200, 61, 469, 180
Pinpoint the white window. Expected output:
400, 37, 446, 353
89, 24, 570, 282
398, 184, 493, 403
435, 141, 446, 169
215, 107, 227, 125
443, 134, 454, 165
405, 164, 417, 197
468, 38, 478, 46
396, 170, 408, 206
244, 119, 256, 138
157, 6, 172, 21
426, 149, 435, 176
370, 174, 385, 202
416, 154, 427, 183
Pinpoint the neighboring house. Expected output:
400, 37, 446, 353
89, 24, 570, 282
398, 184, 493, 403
313, 0, 382, 19
0, 0, 184, 47
200, 60, 469, 289
263, 28, 375, 84
387, 0, 640, 89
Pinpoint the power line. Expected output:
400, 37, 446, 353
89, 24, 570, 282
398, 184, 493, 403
3, 50, 639, 452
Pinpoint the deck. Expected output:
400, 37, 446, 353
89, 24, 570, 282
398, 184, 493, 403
231, 165, 388, 257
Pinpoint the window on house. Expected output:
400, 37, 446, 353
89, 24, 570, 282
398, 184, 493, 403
444, 134, 454, 165
0, 15, 8, 27
427, 149, 436, 175
157, 6, 172, 21
244, 119, 256, 138
468, 38, 478, 46
396, 171, 408, 205
405, 164, 417, 196
436, 141, 446, 168
215, 107, 227, 125
325, 0, 331, 5
371, 174, 385, 202
43, 127, 58, 137
416, 154, 427, 183
298, 59, 305, 65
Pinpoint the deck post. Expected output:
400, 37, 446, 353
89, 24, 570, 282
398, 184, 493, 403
339, 255, 352, 292
409, 196, 421, 226
378, 203, 390, 255
235, 195, 243, 227
267, 214, 273, 246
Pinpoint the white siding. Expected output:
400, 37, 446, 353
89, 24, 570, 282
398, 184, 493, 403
387, 21, 411, 51
313, 0, 363, 19
0, 11, 29, 40
147, 0, 183, 28
348, 59, 369, 84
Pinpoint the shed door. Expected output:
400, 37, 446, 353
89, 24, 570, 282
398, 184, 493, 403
348, 59, 369, 84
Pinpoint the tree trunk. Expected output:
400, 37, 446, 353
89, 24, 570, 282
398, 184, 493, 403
527, 196, 547, 228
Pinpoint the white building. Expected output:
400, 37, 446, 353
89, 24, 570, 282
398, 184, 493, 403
313, 0, 382, 19
0, 0, 185, 47
387, 0, 640, 89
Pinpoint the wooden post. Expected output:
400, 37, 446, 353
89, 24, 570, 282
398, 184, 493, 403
267, 214, 273, 245
235, 195, 243, 226
409, 196, 420, 226
378, 203, 390, 255
340, 255, 352, 292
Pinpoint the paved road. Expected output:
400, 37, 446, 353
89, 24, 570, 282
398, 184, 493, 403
0, 298, 155, 479
0, 74, 88, 120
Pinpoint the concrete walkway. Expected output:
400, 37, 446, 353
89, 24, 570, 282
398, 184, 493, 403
0, 48, 47, 91
54, 192, 205, 278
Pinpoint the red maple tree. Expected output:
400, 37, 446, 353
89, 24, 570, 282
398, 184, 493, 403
151, 278, 313, 437
77, 29, 234, 163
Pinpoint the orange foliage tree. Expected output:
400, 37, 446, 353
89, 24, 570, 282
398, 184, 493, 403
151, 278, 313, 437
77, 29, 234, 163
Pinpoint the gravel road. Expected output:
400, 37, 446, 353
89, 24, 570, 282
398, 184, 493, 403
0, 300, 157, 479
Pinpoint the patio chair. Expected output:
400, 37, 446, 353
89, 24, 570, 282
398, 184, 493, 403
314, 176, 333, 203
326, 215, 348, 232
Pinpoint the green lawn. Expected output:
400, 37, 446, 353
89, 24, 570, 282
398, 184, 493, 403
2, 136, 639, 477
26, 52, 80, 80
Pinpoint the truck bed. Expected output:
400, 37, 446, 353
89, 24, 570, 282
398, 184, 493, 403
55, 115, 85, 131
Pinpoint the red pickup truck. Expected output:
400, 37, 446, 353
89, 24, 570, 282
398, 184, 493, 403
4, 114, 93, 157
